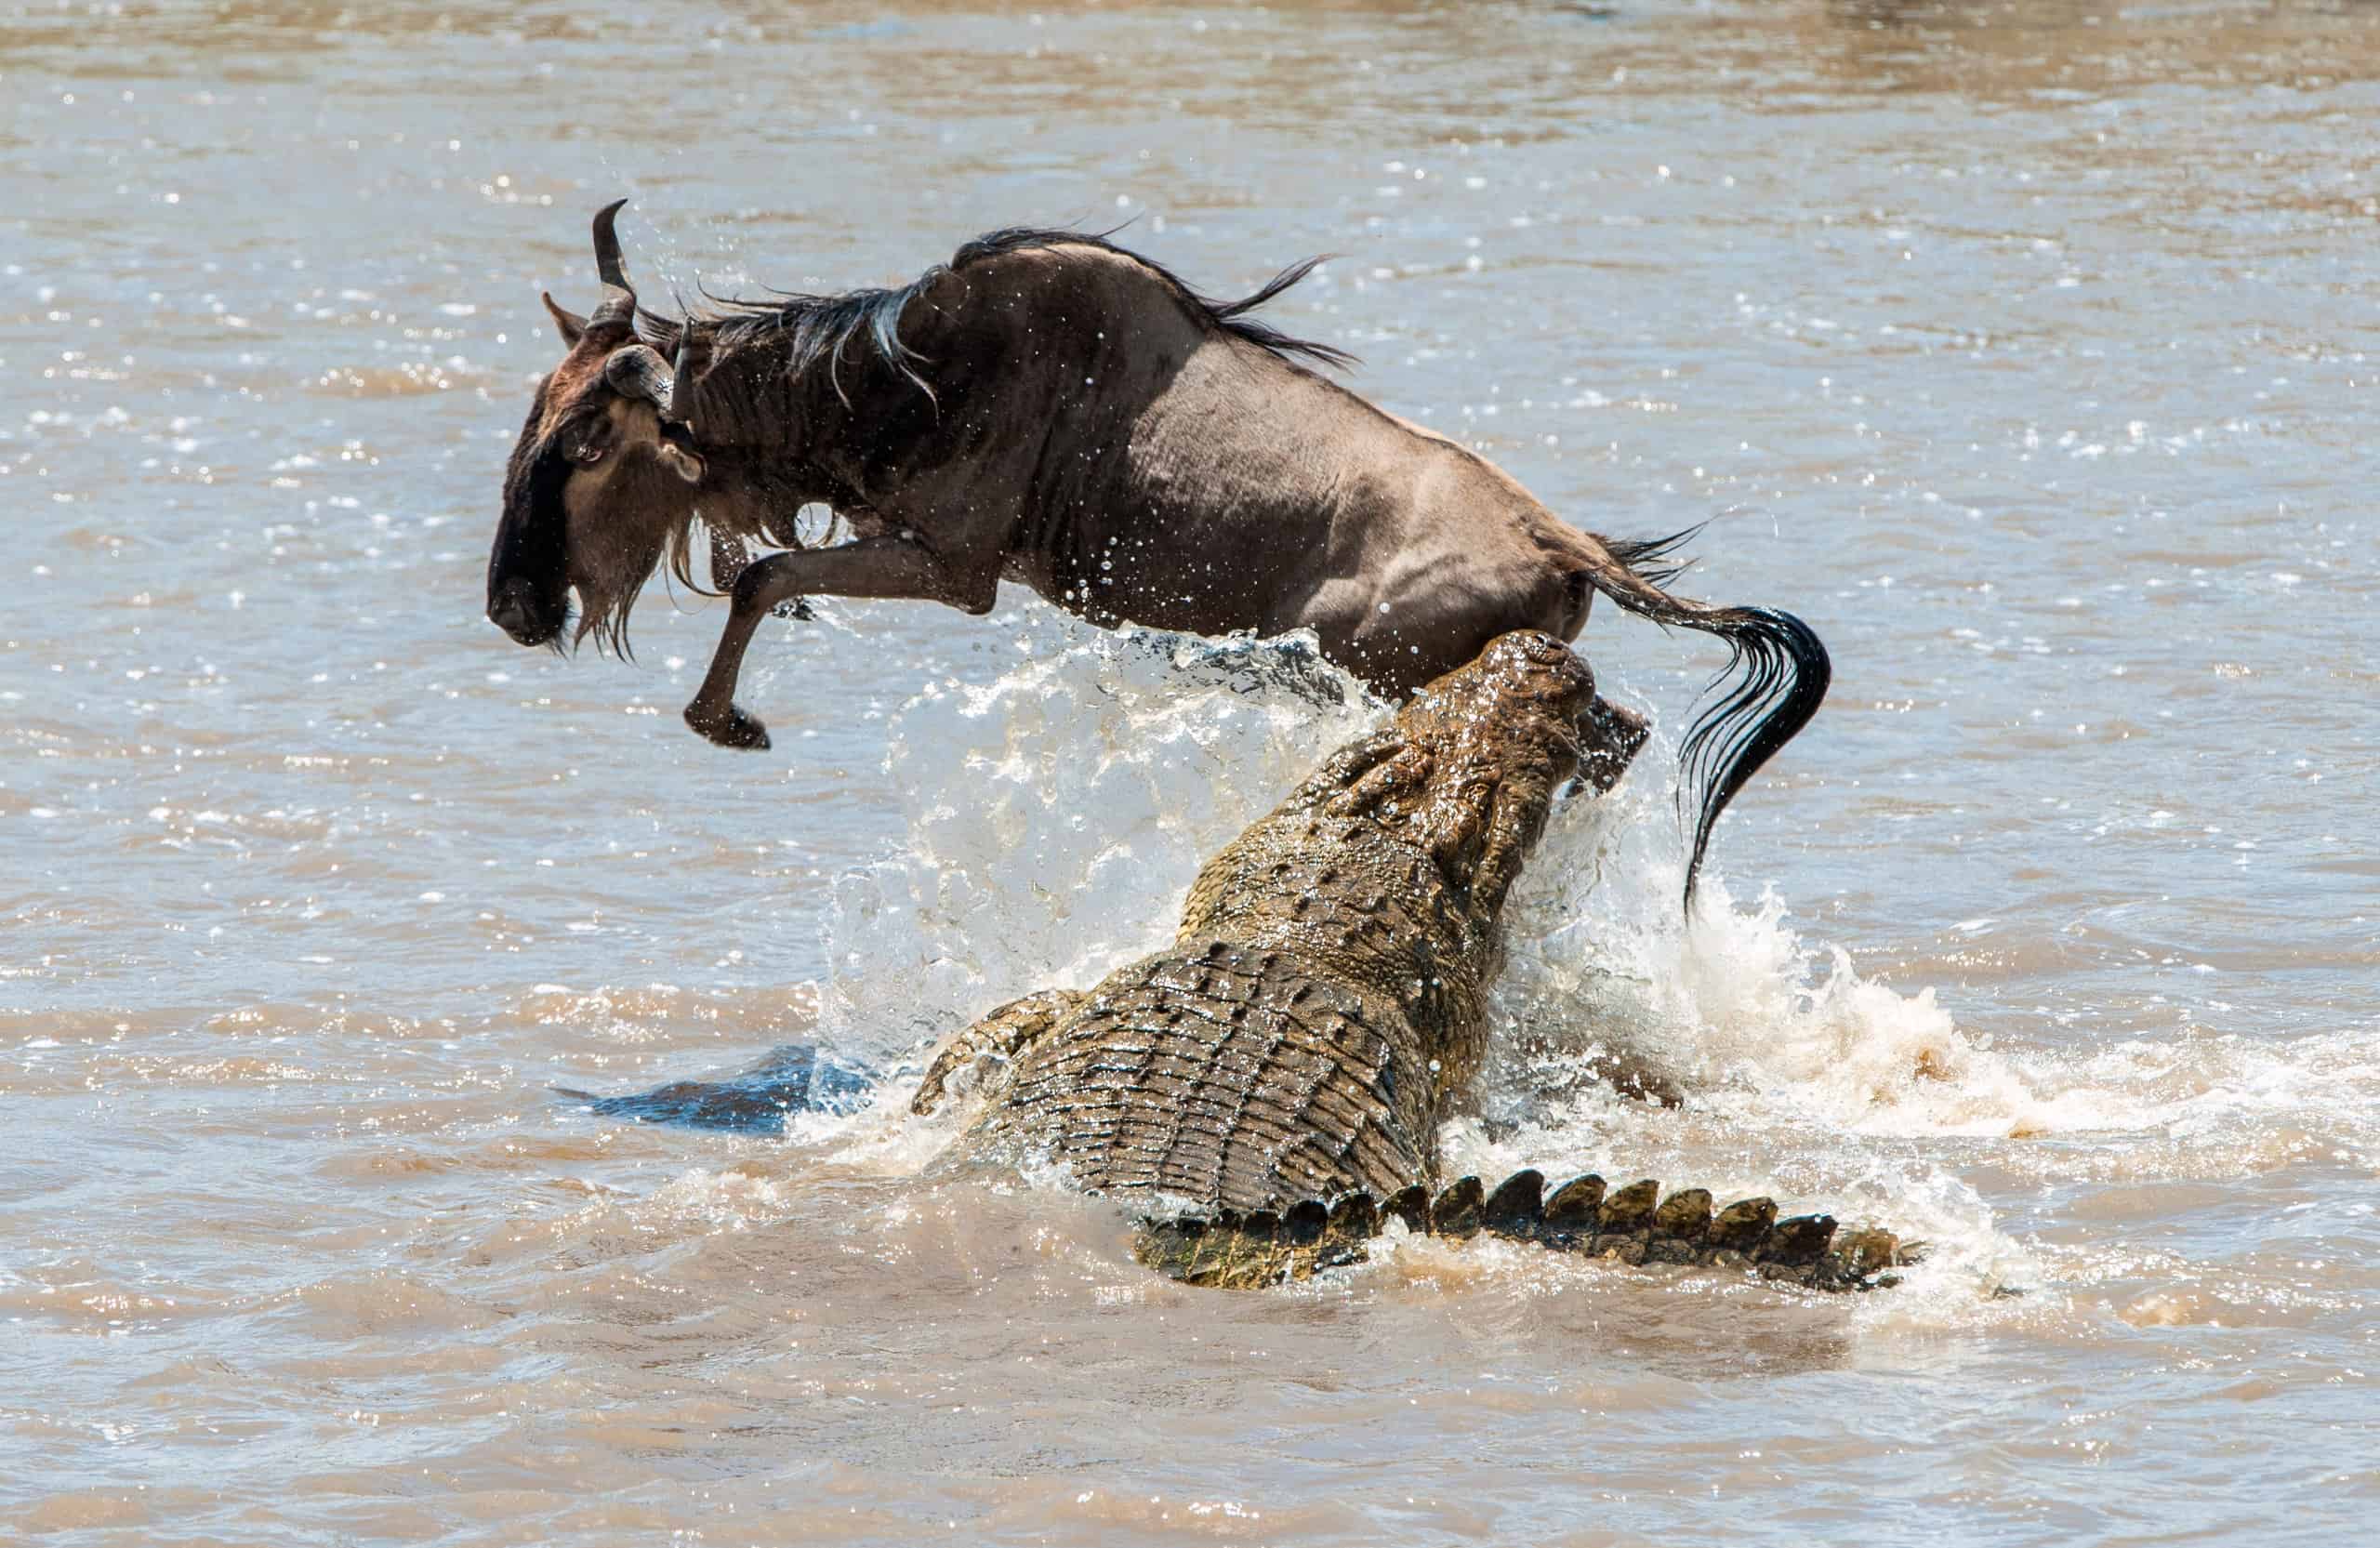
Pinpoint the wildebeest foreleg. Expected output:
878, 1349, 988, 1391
683, 538, 991, 750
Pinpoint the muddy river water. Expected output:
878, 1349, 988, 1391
4, 1, 2376, 1541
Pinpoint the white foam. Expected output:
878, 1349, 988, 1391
782, 611, 2373, 1302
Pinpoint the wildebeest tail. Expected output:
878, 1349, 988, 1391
1572, 531, 1831, 906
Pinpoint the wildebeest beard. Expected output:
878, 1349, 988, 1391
574, 488, 822, 660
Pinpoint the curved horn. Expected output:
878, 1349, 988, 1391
602, 344, 672, 411
588, 198, 636, 326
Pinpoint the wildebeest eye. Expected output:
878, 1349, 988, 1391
570, 441, 607, 466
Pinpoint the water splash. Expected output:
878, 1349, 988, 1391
806, 610, 1992, 1134
782, 612, 2374, 1310
813, 618, 1382, 1068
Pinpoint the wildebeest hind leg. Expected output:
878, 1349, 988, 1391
683, 537, 989, 750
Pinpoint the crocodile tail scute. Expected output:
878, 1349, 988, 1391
1133, 1168, 1923, 1292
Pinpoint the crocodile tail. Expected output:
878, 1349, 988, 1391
1134, 1168, 1919, 1293
1568, 527, 1832, 907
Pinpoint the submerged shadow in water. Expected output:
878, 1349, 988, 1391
556, 1043, 875, 1133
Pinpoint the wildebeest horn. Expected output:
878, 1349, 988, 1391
588, 198, 636, 326
668, 336, 703, 433
602, 344, 672, 411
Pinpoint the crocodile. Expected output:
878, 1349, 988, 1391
918, 631, 1913, 1291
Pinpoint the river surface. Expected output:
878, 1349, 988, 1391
5, 1, 2376, 1541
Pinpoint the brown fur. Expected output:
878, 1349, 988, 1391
489, 210, 1830, 900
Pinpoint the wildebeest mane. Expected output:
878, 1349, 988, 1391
641, 226, 1355, 394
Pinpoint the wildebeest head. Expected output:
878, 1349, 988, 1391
487, 200, 708, 653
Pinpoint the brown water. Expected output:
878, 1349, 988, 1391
6, 1, 2378, 1541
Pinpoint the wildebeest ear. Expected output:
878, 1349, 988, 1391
542, 291, 588, 348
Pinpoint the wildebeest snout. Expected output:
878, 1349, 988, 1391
488, 577, 561, 647
1578, 695, 1648, 794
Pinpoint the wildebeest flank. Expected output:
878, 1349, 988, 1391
487, 203, 1831, 901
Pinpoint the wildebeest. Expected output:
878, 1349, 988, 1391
488, 202, 1829, 901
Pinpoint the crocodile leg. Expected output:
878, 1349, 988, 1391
1134, 1167, 1923, 1293
911, 988, 1086, 1117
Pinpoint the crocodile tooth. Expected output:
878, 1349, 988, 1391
1541, 1174, 1606, 1233
1597, 1178, 1660, 1234
1430, 1176, 1484, 1237
1709, 1197, 1777, 1252
1326, 1192, 1380, 1242
1284, 1198, 1329, 1245
1383, 1184, 1430, 1233
1758, 1213, 1837, 1266
1481, 1170, 1545, 1237
1651, 1187, 1712, 1244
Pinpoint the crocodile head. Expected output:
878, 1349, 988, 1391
1328, 630, 1644, 927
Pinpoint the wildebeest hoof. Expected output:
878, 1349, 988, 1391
685, 700, 771, 750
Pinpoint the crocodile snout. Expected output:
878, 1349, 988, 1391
1578, 695, 1648, 794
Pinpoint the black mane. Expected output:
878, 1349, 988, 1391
647, 227, 1355, 390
